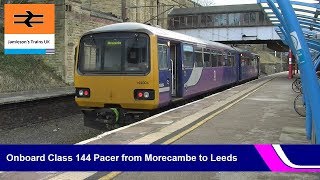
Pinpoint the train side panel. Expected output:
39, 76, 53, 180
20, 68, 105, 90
181, 47, 238, 98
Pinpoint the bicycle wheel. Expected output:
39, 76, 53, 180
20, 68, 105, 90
294, 93, 306, 117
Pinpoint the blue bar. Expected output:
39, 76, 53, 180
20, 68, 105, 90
4, 49, 46, 55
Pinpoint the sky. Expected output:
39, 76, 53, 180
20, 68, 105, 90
196, 0, 257, 6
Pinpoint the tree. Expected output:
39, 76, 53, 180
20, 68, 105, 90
193, 0, 215, 6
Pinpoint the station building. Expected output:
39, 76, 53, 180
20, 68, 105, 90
167, 4, 272, 31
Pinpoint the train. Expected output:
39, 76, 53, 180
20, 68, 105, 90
74, 22, 260, 128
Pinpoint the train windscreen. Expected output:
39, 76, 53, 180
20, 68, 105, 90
78, 33, 150, 74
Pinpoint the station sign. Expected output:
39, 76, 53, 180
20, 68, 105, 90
4, 4, 55, 55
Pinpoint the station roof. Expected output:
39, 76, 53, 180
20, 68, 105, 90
257, 0, 320, 60
169, 4, 262, 16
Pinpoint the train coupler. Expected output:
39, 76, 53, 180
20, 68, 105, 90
96, 108, 120, 124
82, 108, 122, 129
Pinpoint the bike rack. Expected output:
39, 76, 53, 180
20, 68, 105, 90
258, 0, 320, 144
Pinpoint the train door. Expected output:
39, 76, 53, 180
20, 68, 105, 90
237, 53, 242, 81
256, 55, 260, 76
170, 43, 178, 97
181, 44, 194, 96
158, 41, 171, 106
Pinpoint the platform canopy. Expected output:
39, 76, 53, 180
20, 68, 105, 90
257, 0, 320, 144
258, 0, 320, 65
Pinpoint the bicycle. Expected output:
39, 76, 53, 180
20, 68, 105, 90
293, 93, 306, 117
293, 76, 319, 117
292, 77, 302, 93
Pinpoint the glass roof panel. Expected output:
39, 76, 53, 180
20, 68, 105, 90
258, 0, 320, 52
293, 0, 319, 3
292, 4, 317, 12
265, 9, 274, 13
295, 11, 317, 17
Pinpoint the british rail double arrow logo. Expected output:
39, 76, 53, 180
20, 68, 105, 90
13, 11, 44, 27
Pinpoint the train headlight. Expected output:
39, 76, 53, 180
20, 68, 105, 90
143, 92, 150, 98
134, 89, 154, 100
76, 88, 90, 98
79, 90, 84, 96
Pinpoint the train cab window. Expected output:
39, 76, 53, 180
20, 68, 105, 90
195, 48, 203, 67
183, 44, 194, 68
79, 33, 149, 74
125, 39, 148, 72
82, 42, 100, 71
104, 42, 122, 71
204, 49, 211, 67
158, 44, 168, 70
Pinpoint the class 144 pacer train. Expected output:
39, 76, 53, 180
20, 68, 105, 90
74, 22, 260, 128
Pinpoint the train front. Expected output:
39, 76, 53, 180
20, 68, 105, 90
74, 30, 159, 127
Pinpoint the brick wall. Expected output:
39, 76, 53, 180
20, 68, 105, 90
63, 0, 122, 83
44, 1, 66, 80
90, 0, 199, 28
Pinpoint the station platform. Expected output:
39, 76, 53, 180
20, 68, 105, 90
0, 86, 74, 105
1, 72, 319, 180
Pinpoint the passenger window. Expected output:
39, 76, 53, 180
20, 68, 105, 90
211, 51, 218, 67
247, 58, 252, 66
158, 44, 168, 70
217, 54, 225, 66
253, 58, 257, 66
183, 44, 194, 68
195, 51, 203, 67
231, 56, 235, 66
241, 57, 245, 66
227, 54, 235, 67
204, 53, 211, 67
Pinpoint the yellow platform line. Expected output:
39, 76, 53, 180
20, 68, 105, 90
99, 80, 271, 180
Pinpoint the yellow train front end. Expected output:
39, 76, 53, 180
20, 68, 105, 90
74, 31, 159, 128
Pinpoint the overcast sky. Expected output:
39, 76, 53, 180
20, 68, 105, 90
196, 0, 257, 6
